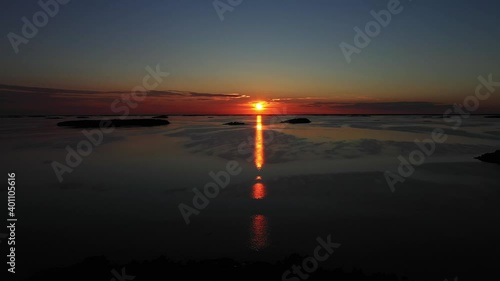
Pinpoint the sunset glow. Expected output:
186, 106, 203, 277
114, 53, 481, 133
2, 2, 500, 116
3, 1, 500, 278
254, 102, 264, 111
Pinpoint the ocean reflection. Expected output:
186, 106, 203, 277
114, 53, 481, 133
249, 115, 269, 251
252, 182, 266, 200
255, 115, 264, 170
249, 214, 268, 251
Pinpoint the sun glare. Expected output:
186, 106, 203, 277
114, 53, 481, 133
254, 102, 264, 111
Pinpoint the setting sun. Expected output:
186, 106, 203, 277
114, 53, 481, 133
255, 102, 264, 111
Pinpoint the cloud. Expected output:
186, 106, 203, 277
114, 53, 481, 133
0, 84, 252, 114
0, 84, 248, 99
302, 101, 451, 113
0, 84, 99, 95
187, 92, 244, 98
0, 84, 461, 115
0, 84, 249, 101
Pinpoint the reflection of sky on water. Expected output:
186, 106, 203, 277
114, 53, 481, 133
1, 116, 500, 279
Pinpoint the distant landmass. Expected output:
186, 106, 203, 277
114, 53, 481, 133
57, 119, 169, 128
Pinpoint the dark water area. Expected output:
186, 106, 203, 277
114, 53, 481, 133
1, 115, 499, 280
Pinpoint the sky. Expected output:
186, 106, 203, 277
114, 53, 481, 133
1, 0, 500, 115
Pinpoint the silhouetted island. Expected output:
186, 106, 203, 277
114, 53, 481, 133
281, 118, 311, 124
475, 150, 500, 164
152, 115, 169, 119
57, 119, 169, 128
224, 122, 246, 125
484, 115, 500, 118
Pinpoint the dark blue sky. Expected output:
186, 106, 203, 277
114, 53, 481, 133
1, 0, 500, 114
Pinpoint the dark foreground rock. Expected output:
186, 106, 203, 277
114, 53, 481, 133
475, 150, 500, 164
224, 122, 246, 125
23, 255, 407, 281
57, 119, 169, 128
281, 118, 311, 124
153, 115, 169, 119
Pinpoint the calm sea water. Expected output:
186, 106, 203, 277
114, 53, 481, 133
1, 115, 500, 280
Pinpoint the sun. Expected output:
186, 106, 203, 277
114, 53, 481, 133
254, 102, 264, 111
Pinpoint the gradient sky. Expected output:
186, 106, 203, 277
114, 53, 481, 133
1, 0, 500, 114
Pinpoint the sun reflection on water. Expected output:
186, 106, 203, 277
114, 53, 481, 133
249, 115, 269, 251
252, 182, 266, 200
249, 214, 268, 251
255, 115, 264, 170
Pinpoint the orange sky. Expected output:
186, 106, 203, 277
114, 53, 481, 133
1, 84, 500, 115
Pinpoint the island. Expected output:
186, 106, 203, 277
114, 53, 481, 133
280, 118, 311, 124
57, 119, 170, 128
475, 150, 500, 165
